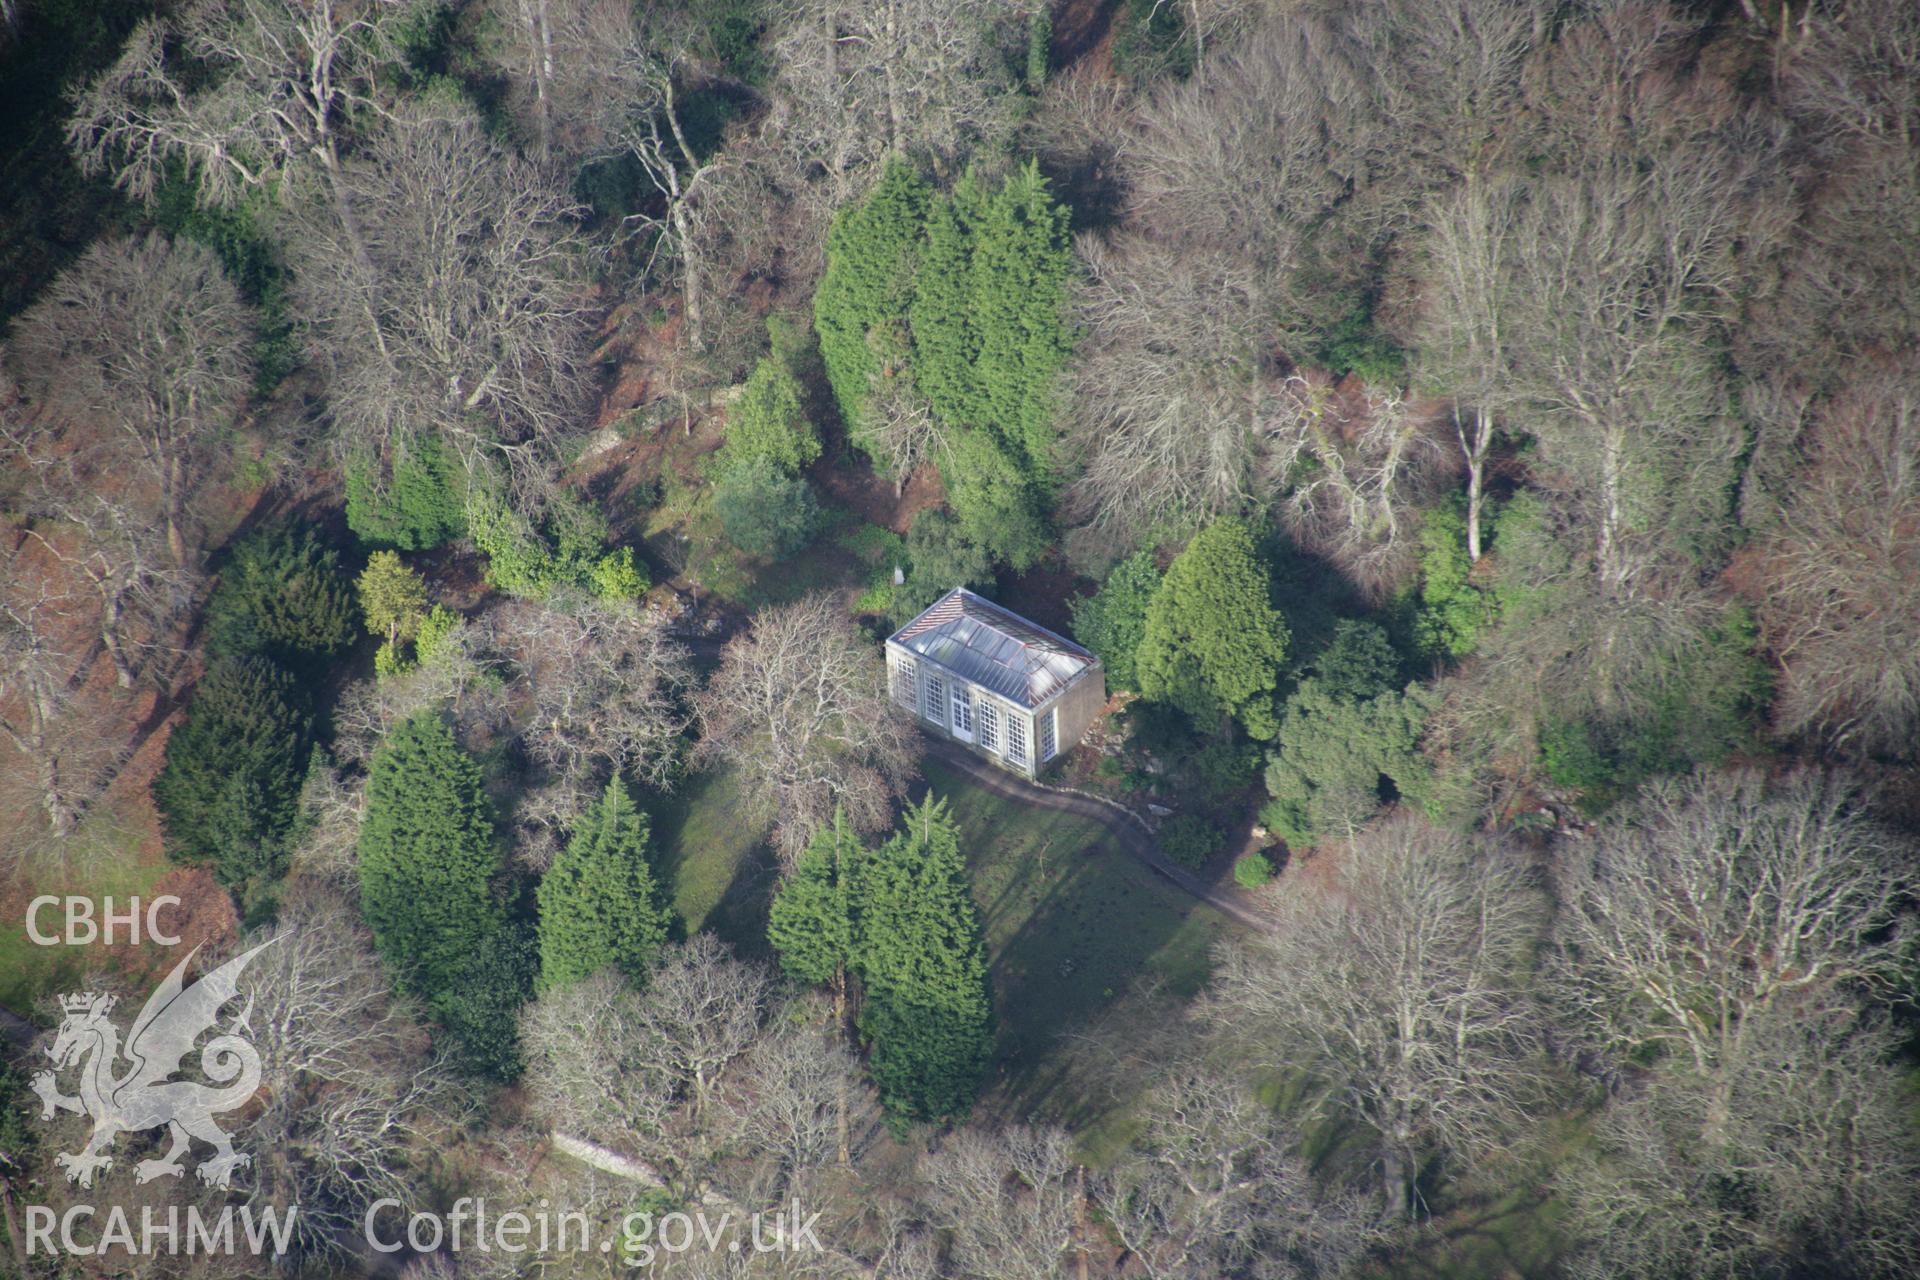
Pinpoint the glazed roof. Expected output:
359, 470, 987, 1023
888, 588, 1098, 708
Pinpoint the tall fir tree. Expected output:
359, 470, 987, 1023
967, 160, 1075, 481
769, 808, 862, 994
906, 175, 984, 429
357, 712, 504, 1002
536, 777, 671, 991
855, 795, 993, 1122
768, 807, 866, 1164
814, 158, 931, 443
153, 654, 310, 886
1137, 518, 1290, 739
202, 524, 357, 670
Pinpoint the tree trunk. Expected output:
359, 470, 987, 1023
1381, 1147, 1411, 1221
882, 1, 906, 153
533, 0, 555, 161
41, 753, 76, 837
101, 595, 134, 690
1460, 405, 1491, 563
319, 144, 392, 361
164, 454, 189, 569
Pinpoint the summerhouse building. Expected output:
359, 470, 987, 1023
885, 588, 1105, 778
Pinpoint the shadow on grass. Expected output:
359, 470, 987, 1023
914, 761, 1234, 1141
645, 766, 779, 961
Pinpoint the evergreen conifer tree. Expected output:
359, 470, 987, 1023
1137, 518, 1290, 739
854, 795, 993, 1122
814, 159, 931, 441
202, 524, 356, 669
1069, 548, 1162, 691
536, 778, 671, 991
153, 654, 311, 885
358, 712, 503, 1002
769, 808, 867, 1163
906, 176, 984, 428
770, 808, 862, 998
967, 161, 1074, 479
357, 550, 428, 648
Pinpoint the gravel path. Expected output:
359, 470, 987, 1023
922, 737, 1279, 933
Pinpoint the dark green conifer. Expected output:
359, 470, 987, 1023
536, 778, 671, 991
854, 795, 993, 1122
357, 712, 503, 1001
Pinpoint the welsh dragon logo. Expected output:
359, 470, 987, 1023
29, 942, 272, 1190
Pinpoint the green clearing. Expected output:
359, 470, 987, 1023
916, 759, 1236, 1145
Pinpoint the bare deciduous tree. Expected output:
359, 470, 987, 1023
1063, 233, 1277, 556
1553, 768, 1914, 1115
284, 100, 593, 493
1561, 1008, 1920, 1280
692, 594, 918, 865
233, 887, 462, 1262
1754, 371, 1920, 757
496, 594, 693, 821
520, 939, 775, 1200
1272, 375, 1453, 596
4, 233, 254, 570
1412, 174, 1528, 562
486, 0, 730, 344
1211, 815, 1546, 1219
1061, 12, 1401, 557
765, 0, 1032, 198
920, 1125, 1081, 1280
1553, 768, 1920, 1279
0, 557, 101, 838
13, 495, 196, 692
725, 1009, 868, 1201
67, 0, 408, 269
1095, 1056, 1388, 1279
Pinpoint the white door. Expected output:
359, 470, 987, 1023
950, 683, 974, 742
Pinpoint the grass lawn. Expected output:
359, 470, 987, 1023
646, 766, 780, 960
916, 760, 1239, 1152
0, 806, 166, 1015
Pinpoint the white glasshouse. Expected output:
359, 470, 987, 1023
885, 588, 1106, 779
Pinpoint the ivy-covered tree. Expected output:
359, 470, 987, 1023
153, 655, 310, 886
1261, 682, 1433, 848
1409, 504, 1496, 661
1137, 519, 1290, 739
1069, 548, 1161, 691
855, 795, 993, 1122
345, 433, 468, 551
714, 455, 819, 560
203, 524, 357, 670
719, 351, 820, 475
358, 712, 504, 1004
536, 778, 671, 992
